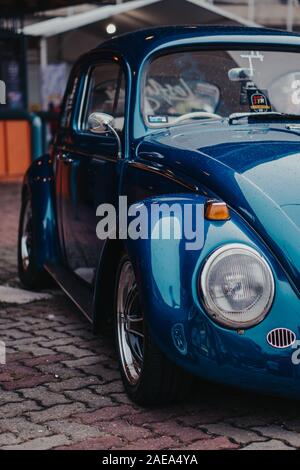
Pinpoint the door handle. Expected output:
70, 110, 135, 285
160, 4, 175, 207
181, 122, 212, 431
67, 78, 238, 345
63, 156, 74, 165
57, 153, 74, 165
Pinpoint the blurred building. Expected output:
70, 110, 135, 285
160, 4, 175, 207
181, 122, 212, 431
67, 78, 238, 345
0, 0, 251, 178
22, 0, 255, 112
1, 0, 300, 113
215, 0, 300, 31
0, 0, 299, 179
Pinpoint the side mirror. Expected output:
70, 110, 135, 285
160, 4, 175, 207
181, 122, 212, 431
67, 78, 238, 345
87, 112, 114, 134
87, 112, 122, 159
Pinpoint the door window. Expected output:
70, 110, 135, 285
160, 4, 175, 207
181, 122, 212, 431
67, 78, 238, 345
82, 61, 125, 133
61, 75, 79, 128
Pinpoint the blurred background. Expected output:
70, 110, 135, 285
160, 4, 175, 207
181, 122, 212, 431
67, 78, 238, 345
0, 0, 299, 179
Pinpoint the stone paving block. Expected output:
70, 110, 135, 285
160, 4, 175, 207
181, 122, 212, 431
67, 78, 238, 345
13, 324, 39, 333
26, 403, 87, 423
35, 363, 85, 380
62, 355, 106, 368
0, 432, 20, 446
55, 435, 124, 450
0, 286, 52, 305
0, 391, 23, 404
126, 409, 178, 426
0, 400, 41, 418
46, 420, 103, 441
201, 423, 267, 444
46, 376, 101, 392
5, 329, 32, 339
177, 409, 233, 426
184, 436, 239, 450
90, 381, 124, 394
0, 318, 14, 325
35, 329, 71, 340
54, 345, 94, 358
241, 439, 294, 450
252, 425, 300, 448
19, 386, 71, 406
3, 434, 71, 450
77, 337, 113, 351
110, 392, 135, 405
122, 436, 178, 450
82, 364, 120, 381
98, 419, 153, 441
0, 364, 33, 379
65, 389, 115, 408
12, 344, 54, 356
0, 417, 49, 441
54, 323, 87, 332
75, 405, 137, 424
6, 337, 43, 348
2, 374, 54, 391
149, 421, 209, 443
38, 338, 75, 348
226, 413, 276, 427
0, 371, 12, 381
16, 317, 43, 325
21, 353, 71, 367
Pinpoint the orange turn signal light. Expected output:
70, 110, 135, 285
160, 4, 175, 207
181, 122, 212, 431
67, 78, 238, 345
205, 201, 231, 221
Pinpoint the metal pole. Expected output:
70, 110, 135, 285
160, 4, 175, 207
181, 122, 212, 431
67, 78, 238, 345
21, 32, 28, 110
248, 0, 255, 23
287, 0, 295, 32
40, 37, 47, 68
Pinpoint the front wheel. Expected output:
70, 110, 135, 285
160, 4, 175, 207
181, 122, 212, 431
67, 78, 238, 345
114, 254, 192, 405
18, 192, 51, 290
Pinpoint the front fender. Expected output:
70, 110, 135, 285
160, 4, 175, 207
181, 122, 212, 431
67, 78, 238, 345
125, 193, 208, 352
125, 193, 300, 396
23, 154, 60, 269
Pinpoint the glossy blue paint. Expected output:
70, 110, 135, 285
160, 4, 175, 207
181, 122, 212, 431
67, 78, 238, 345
24, 154, 60, 268
23, 26, 300, 399
126, 197, 300, 398
138, 122, 300, 296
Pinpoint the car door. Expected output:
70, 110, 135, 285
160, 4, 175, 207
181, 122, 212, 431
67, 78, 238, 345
56, 57, 126, 286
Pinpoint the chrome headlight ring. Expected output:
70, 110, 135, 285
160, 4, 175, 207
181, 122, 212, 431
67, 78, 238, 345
199, 243, 275, 329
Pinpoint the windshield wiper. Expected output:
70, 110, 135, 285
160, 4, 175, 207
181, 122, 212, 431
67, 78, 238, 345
228, 112, 300, 125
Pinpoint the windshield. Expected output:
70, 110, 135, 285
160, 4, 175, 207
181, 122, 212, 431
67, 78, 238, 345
143, 49, 300, 127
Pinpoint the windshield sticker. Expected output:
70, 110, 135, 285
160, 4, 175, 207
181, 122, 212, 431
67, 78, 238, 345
240, 81, 256, 105
240, 51, 264, 77
248, 90, 272, 113
148, 115, 168, 124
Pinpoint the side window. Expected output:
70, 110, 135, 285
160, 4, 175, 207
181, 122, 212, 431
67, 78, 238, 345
60, 76, 78, 128
83, 61, 125, 133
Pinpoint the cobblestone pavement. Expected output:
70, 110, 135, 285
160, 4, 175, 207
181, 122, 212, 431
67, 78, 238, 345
0, 182, 300, 450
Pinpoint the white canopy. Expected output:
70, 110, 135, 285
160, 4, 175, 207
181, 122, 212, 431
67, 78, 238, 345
23, 0, 259, 38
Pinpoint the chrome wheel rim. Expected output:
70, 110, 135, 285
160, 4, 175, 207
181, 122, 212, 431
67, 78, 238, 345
21, 200, 33, 272
117, 260, 144, 385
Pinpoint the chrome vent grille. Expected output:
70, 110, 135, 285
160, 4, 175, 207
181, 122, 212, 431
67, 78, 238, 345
267, 328, 296, 349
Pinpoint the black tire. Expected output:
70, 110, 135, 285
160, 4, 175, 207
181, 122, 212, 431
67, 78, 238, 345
114, 253, 193, 405
18, 192, 51, 290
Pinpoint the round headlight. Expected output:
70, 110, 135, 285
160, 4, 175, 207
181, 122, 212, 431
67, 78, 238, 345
199, 244, 275, 328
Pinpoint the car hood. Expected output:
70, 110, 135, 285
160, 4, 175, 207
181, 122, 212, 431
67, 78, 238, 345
139, 122, 300, 292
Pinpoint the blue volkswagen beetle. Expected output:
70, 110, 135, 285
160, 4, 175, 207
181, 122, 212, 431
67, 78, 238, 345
18, 26, 300, 404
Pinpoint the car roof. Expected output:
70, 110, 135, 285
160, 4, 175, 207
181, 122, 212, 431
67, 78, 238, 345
94, 25, 300, 65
